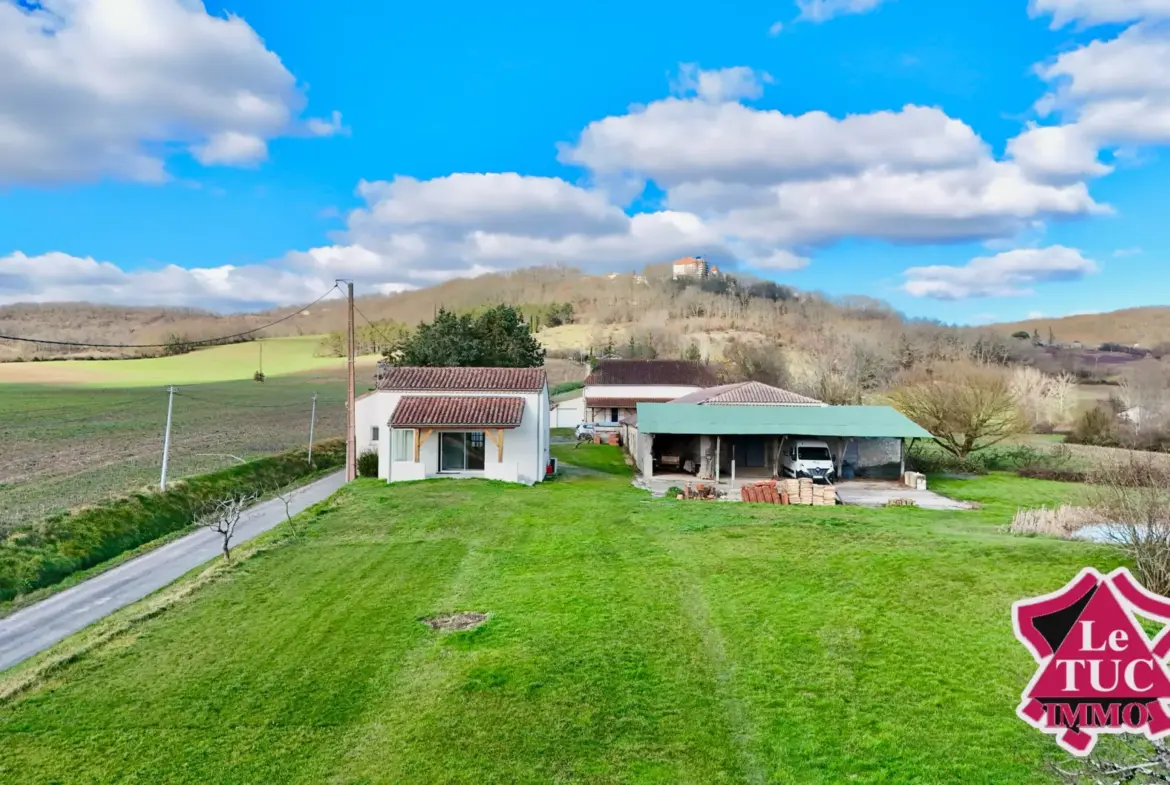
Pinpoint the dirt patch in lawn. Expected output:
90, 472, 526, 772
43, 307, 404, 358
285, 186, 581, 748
423, 612, 488, 631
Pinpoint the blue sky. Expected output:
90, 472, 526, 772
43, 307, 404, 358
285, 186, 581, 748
1, 0, 1168, 324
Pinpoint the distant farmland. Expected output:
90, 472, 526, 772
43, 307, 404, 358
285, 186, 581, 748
0, 371, 352, 534
0, 336, 378, 388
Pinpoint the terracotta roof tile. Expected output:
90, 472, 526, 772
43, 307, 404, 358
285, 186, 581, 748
390, 396, 526, 428
584, 360, 718, 387
377, 366, 546, 392
585, 397, 676, 409
670, 381, 824, 406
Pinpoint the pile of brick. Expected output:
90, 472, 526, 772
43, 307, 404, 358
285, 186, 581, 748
741, 479, 837, 506
741, 481, 787, 504
680, 483, 720, 500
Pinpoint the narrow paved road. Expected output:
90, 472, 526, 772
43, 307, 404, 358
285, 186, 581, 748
0, 471, 346, 673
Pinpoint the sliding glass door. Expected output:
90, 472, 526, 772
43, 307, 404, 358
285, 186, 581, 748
440, 432, 486, 472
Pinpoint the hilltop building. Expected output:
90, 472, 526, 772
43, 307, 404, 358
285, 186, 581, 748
672, 256, 709, 280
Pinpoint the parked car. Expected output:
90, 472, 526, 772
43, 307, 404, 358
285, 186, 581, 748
780, 439, 836, 483
574, 423, 597, 441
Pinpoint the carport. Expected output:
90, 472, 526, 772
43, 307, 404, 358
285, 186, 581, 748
633, 402, 934, 486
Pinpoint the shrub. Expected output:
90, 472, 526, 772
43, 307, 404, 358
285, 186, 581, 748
0, 440, 345, 603
357, 450, 379, 478
906, 441, 992, 475
253, 370, 266, 383
549, 381, 584, 397
664, 486, 684, 499
1016, 466, 1090, 483
1067, 406, 1119, 447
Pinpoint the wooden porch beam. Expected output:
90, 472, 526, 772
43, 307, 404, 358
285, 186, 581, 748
482, 428, 506, 462
414, 428, 433, 462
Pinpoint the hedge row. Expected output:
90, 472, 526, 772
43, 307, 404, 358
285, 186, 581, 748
0, 440, 345, 602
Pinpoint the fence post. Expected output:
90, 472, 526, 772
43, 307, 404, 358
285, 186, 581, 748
160, 386, 176, 490
308, 392, 318, 466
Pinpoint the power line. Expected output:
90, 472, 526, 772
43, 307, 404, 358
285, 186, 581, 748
172, 391, 345, 410
352, 302, 398, 347
0, 285, 340, 349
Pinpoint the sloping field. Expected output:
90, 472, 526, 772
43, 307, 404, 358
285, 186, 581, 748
0, 447, 1119, 783
0, 373, 350, 533
0, 337, 378, 387
993, 306, 1170, 347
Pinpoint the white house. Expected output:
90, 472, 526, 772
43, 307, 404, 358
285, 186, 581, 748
583, 359, 718, 425
355, 366, 550, 486
550, 387, 585, 429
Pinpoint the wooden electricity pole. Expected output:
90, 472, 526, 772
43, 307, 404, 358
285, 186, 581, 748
345, 281, 356, 481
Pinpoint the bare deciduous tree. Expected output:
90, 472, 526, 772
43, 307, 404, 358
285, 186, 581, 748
721, 339, 791, 388
1090, 457, 1170, 596
1118, 362, 1170, 437
199, 491, 259, 563
890, 363, 1027, 461
1010, 366, 1077, 431
271, 484, 300, 538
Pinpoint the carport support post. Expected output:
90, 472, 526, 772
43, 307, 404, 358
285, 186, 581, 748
715, 436, 721, 485
899, 439, 906, 479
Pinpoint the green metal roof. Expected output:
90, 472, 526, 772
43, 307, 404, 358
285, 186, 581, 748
636, 403, 934, 439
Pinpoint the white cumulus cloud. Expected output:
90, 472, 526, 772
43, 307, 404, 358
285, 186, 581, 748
0, 0, 340, 185
902, 246, 1099, 300
796, 0, 889, 23
0, 251, 337, 309
1029, 0, 1170, 27
673, 64, 773, 103
283, 173, 730, 292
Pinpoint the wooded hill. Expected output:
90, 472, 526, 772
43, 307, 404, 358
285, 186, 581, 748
3, 264, 1168, 368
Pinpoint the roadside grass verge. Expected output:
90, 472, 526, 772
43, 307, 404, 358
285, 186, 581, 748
0, 441, 345, 606
0, 460, 343, 619
0, 468, 1119, 783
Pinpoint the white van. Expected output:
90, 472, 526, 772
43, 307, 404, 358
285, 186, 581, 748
781, 440, 836, 483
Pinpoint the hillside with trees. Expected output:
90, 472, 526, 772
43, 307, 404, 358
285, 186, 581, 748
991, 306, 1170, 348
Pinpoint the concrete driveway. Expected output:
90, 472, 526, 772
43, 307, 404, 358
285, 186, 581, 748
0, 471, 346, 673
835, 480, 974, 511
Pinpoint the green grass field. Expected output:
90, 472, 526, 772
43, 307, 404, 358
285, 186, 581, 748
0, 444, 1119, 783
0, 336, 380, 387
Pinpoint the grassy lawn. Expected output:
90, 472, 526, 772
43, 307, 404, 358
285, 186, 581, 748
0, 336, 382, 387
0, 444, 1121, 783
552, 441, 632, 475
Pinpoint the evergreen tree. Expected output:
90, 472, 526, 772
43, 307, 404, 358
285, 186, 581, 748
385, 306, 545, 368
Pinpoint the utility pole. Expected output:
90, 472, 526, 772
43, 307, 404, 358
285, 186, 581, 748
160, 386, 176, 490
308, 392, 318, 466
344, 281, 356, 481
259, 342, 264, 376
